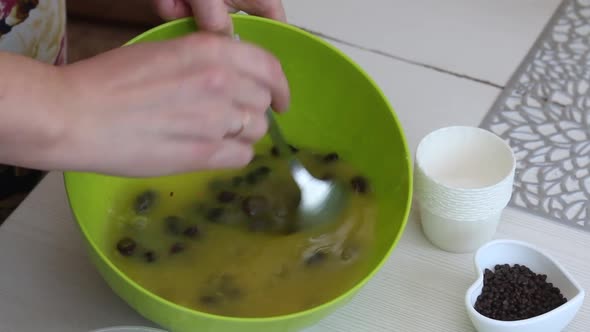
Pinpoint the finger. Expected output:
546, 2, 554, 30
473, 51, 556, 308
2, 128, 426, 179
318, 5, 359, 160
160, 102, 243, 141
187, 0, 233, 35
231, 77, 272, 112
161, 102, 267, 144
225, 109, 268, 143
122, 140, 253, 176
152, 0, 192, 20
229, 110, 268, 143
174, 34, 290, 111
203, 140, 254, 169
220, 40, 290, 112
228, 0, 287, 22
190, 62, 271, 113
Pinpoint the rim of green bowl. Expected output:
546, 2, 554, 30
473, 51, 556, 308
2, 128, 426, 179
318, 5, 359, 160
90, 327, 166, 332
64, 14, 413, 325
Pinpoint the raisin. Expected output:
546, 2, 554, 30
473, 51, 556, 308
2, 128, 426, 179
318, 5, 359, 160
305, 251, 327, 267
244, 166, 271, 185
255, 166, 271, 177
340, 246, 359, 262
350, 176, 369, 194
270, 146, 280, 157
143, 251, 157, 263
275, 264, 289, 279
208, 179, 225, 191
219, 275, 242, 300
183, 226, 201, 238
205, 207, 224, 222
249, 154, 262, 164
165, 215, 182, 235
322, 153, 339, 163
217, 191, 237, 203
199, 294, 219, 306
231, 176, 244, 187
116, 237, 136, 256
320, 173, 333, 181
241, 195, 270, 217
245, 171, 259, 185
248, 219, 269, 232
170, 242, 185, 254
134, 190, 157, 214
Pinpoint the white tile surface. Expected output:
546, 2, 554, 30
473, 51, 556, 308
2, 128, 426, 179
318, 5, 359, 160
284, 0, 561, 86
326, 41, 500, 155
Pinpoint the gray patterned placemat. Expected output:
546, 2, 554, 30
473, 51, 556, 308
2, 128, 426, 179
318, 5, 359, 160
480, 0, 590, 232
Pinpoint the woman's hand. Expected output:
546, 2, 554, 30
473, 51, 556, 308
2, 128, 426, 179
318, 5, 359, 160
52, 33, 289, 177
153, 0, 287, 35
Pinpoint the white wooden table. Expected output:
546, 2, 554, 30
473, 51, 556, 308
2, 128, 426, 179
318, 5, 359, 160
1, 1, 588, 331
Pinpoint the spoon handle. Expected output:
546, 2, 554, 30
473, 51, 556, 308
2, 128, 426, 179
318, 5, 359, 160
265, 109, 294, 159
234, 35, 295, 162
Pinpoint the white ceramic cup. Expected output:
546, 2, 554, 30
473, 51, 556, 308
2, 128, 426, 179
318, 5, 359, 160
414, 126, 516, 253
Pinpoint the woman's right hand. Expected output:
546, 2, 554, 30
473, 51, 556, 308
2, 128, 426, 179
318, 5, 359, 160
54, 33, 290, 177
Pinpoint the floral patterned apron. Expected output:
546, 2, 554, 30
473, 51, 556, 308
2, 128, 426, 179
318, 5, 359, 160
0, 0, 66, 198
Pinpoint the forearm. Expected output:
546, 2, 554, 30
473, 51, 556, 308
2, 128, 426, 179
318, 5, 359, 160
0, 52, 70, 170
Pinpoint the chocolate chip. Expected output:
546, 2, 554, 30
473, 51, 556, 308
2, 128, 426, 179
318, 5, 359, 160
170, 242, 185, 254
134, 190, 157, 214
474, 264, 567, 321
116, 237, 136, 256
350, 176, 369, 194
217, 191, 237, 203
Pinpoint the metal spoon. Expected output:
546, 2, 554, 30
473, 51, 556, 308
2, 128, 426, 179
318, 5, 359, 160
265, 110, 348, 228
234, 34, 347, 228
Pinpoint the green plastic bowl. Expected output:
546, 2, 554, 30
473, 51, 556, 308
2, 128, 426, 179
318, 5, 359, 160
64, 15, 412, 332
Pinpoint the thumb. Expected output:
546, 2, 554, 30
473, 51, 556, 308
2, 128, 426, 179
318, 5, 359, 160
152, 0, 193, 20
187, 0, 234, 35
